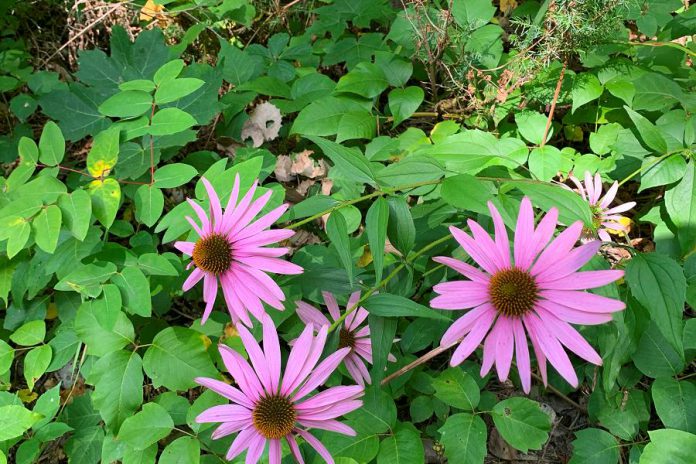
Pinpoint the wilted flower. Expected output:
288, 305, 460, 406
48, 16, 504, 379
431, 197, 625, 392
566, 171, 636, 242
295, 291, 396, 385
195, 316, 363, 464
175, 174, 302, 326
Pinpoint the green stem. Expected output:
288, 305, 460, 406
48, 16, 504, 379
618, 149, 687, 187
617, 40, 696, 58
284, 179, 441, 230
328, 234, 453, 333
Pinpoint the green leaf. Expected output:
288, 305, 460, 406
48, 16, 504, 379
58, 190, 92, 240
388, 86, 424, 127
64, 425, 104, 464
159, 436, 200, 464
0, 340, 13, 375
86, 127, 120, 177
335, 63, 389, 98
513, 182, 593, 226
569, 428, 620, 464
336, 111, 377, 143
377, 423, 424, 464
55, 262, 117, 297
377, 156, 444, 187
155, 78, 204, 104
652, 377, 696, 433
515, 111, 551, 145
111, 266, 152, 317
89, 178, 121, 228
5, 217, 31, 259
291, 96, 373, 138
143, 327, 217, 391
75, 302, 134, 356
154, 59, 184, 85
0, 405, 42, 441
32, 205, 62, 254
90, 350, 143, 432
93, 284, 122, 330
99, 90, 153, 118
386, 196, 415, 255
624, 106, 668, 153
33, 384, 61, 430
368, 316, 398, 386
632, 323, 684, 379
119, 79, 156, 92
572, 74, 603, 113
24, 344, 52, 390
153, 163, 197, 188
306, 135, 376, 186
134, 185, 164, 227
38, 121, 65, 166
432, 367, 480, 411
366, 198, 389, 283
490, 397, 551, 452
639, 154, 687, 192
626, 253, 686, 355
326, 212, 354, 284
148, 108, 197, 136
451, 0, 496, 29
138, 253, 178, 276
528, 146, 562, 182
439, 413, 487, 464
665, 160, 696, 252
441, 174, 497, 215
640, 429, 696, 464
363, 293, 449, 321
117, 402, 173, 451
10, 320, 46, 346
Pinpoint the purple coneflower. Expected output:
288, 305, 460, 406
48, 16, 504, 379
175, 175, 302, 325
566, 171, 636, 242
195, 316, 363, 464
431, 197, 625, 392
295, 291, 396, 385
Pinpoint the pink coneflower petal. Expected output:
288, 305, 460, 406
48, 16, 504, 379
222, 182, 257, 234
236, 204, 291, 242
196, 404, 252, 423
183, 268, 204, 291
296, 301, 331, 328
237, 325, 272, 393
195, 377, 255, 409
541, 290, 625, 312
599, 182, 619, 209
539, 270, 624, 290
535, 299, 613, 325
493, 317, 514, 381
604, 202, 635, 215
531, 221, 583, 276
524, 314, 578, 387
293, 348, 351, 400
512, 318, 531, 392
346, 307, 369, 332
344, 354, 370, 385
282, 325, 327, 395
201, 177, 223, 229
536, 309, 602, 364
231, 191, 274, 237
431, 281, 490, 309
223, 173, 241, 217
569, 176, 586, 200
287, 435, 305, 464
219, 345, 264, 400
433, 256, 489, 283
245, 434, 266, 464
296, 430, 335, 464
440, 304, 495, 347
212, 420, 250, 439
269, 439, 281, 464
321, 292, 341, 321
593, 173, 603, 204
450, 226, 499, 275
226, 427, 257, 460
514, 197, 536, 269
488, 201, 511, 268
174, 241, 195, 255
450, 309, 496, 365
468, 219, 507, 270
298, 418, 357, 435
185, 215, 204, 237
534, 241, 602, 282
295, 386, 364, 411
530, 207, 559, 259
584, 172, 596, 203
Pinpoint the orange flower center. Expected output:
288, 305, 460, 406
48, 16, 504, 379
488, 268, 538, 317
252, 394, 296, 439
192, 233, 232, 276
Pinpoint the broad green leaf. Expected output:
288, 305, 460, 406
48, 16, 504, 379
159, 436, 200, 464
148, 108, 197, 136
432, 367, 480, 411
10, 320, 46, 346
409, 396, 433, 423
58, 190, 92, 240
75, 302, 134, 356
38, 121, 65, 166
87, 127, 120, 177
377, 156, 443, 187
624, 106, 668, 153
154, 59, 184, 85
363, 294, 448, 321
326, 212, 353, 284
153, 163, 197, 188
528, 146, 562, 181
626, 253, 686, 355
569, 428, 619, 464
4, 216, 31, 259
335, 62, 388, 98
138, 253, 178, 276
439, 413, 487, 464
514, 181, 593, 226
441, 174, 497, 215
55, 262, 117, 297
366, 198, 388, 283
117, 402, 173, 451
134, 185, 164, 227
639, 154, 686, 192
377, 423, 424, 464
515, 111, 551, 145
90, 350, 143, 431
0, 340, 13, 375
306, 135, 376, 186
572, 74, 603, 113
640, 429, 696, 464
291, 96, 372, 137
143, 327, 217, 391
32, 384, 61, 430
386, 196, 415, 255
0, 405, 42, 441
665, 160, 696, 252
632, 323, 684, 378
490, 397, 551, 452
451, 0, 496, 29
24, 344, 52, 390
93, 284, 122, 330
89, 178, 121, 228
119, 79, 156, 92
155, 78, 204, 104
348, 387, 397, 435
652, 377, 696, 433
111, 266, 152, 317
123, 444, 157, 464
32, 205, 62, 254
336, 111, 376, 142
388, 86, 424, 127
99, 90, 153, 118
368, 315, 398, 386
8, 137, 38, 190
34, 422, 73, 442
64, 425, 104, 464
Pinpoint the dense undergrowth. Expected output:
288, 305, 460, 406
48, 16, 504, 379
0, 0, 695, 463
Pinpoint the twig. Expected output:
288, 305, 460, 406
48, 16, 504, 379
381, 343, 455, 385
540, 61, 566, 148
282, 0, 303, 10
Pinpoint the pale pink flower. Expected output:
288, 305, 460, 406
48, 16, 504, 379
295, 291, 396, 386
566, 171, 636, 242
195, 316, 363, 464
431, 197, 625, 393
175, 175, 303, 326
